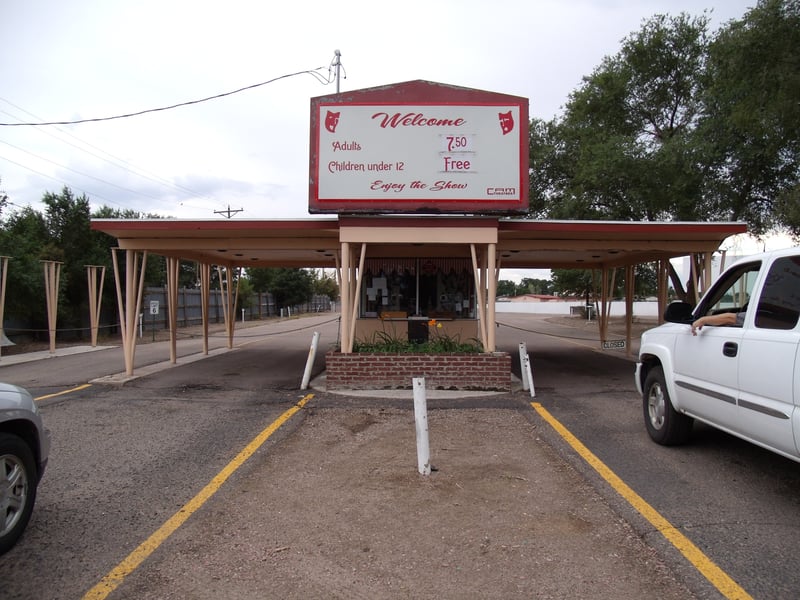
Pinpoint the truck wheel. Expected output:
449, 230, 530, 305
643, 367, 692, 445
0, 433, 38, 555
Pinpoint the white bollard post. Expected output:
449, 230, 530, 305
518, 342, 530, 391
300, 331, 320, 390
413, 377, 431, 475
524, 351, 535, 398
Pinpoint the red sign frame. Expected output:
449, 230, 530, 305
309, 80, 529, 214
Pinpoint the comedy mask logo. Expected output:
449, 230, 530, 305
325, 111, 340, 133
498, 111, 514, 135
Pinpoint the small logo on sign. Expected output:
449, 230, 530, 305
486, 187, 516, 196
498, 111, 514, 135
325, 111, 340, 133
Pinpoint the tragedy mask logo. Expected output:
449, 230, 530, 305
325, 111, 340, 133
498, 111, 514, 135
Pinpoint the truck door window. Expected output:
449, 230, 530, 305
754, 256, 800, 330
699, 262, 761, 318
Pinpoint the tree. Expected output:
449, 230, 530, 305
529, 4, 800, 301
700, 0, 800, 236
254, 268, 313, 310
632, 263, 659, 298
530, 12, 712, 222
236, 276, 255, 313
41, 187, 94, 331
310, 269, 339, 301
496, 280, 517, 297
496, 278, 554, 298
246, 267, 273, 294
518, 277, 553, 295
550, 270, 595, 301
550, 265, 657, 301
530, 2, 799, 239
247, 267, 277, 317
0, 206, 49, 329
0, 177, 8, 219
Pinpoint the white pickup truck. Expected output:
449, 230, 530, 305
635, 247, 800, 462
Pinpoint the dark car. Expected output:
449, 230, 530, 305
0, 382, 50, 554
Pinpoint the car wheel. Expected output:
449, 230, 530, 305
0, 433, 38, 555
643, 366, 692, 446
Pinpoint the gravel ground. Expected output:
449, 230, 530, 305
115, 402, 693, 600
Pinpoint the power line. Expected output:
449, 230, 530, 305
0, 153, 120, 207
0, 138, 166, 202
0, 67, 332, 127
0, 100, 215, 203
0, 53, 346, 217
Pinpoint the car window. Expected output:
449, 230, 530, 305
698, 261, 761, 318
754, 256, 800, 330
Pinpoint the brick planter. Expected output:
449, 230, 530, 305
325, 350, 511, 391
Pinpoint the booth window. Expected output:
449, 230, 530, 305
360, 258, 474, 319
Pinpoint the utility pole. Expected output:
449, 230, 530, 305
214, 205, 243, 219
333, 49, 342, 93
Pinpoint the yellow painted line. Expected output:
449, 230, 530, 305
35, 383, 92, 401
83, 393, 314, 600
531, 402, 752, 600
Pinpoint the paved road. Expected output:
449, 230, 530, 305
498, 313, 800, 600
0, 314, 340, 393
0, 313, 795, 599
1, 315, 340, 600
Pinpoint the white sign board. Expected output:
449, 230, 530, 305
149, 300, 159, 315
312, 103, 524, 211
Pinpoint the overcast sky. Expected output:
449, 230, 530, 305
3, 0, 782, 280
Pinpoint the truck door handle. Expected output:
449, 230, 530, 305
723, 342, 739, 357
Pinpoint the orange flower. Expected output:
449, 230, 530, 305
428, 319, 437, 327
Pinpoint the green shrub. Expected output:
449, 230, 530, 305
352, 319, 483, 353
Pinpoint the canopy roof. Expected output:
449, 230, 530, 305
91, 216, 747, 270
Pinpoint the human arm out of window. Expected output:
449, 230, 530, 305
691, 312, 740, 335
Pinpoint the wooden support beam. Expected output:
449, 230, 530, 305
41, 260, 63, 354
166, 257, 180, 363
200, 262, 211, 355
85, 265, 106, 348
112, 249, 147, 376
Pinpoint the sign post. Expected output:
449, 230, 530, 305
149, 300, 159, 342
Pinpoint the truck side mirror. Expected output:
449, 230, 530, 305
664, 301, 695, 324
